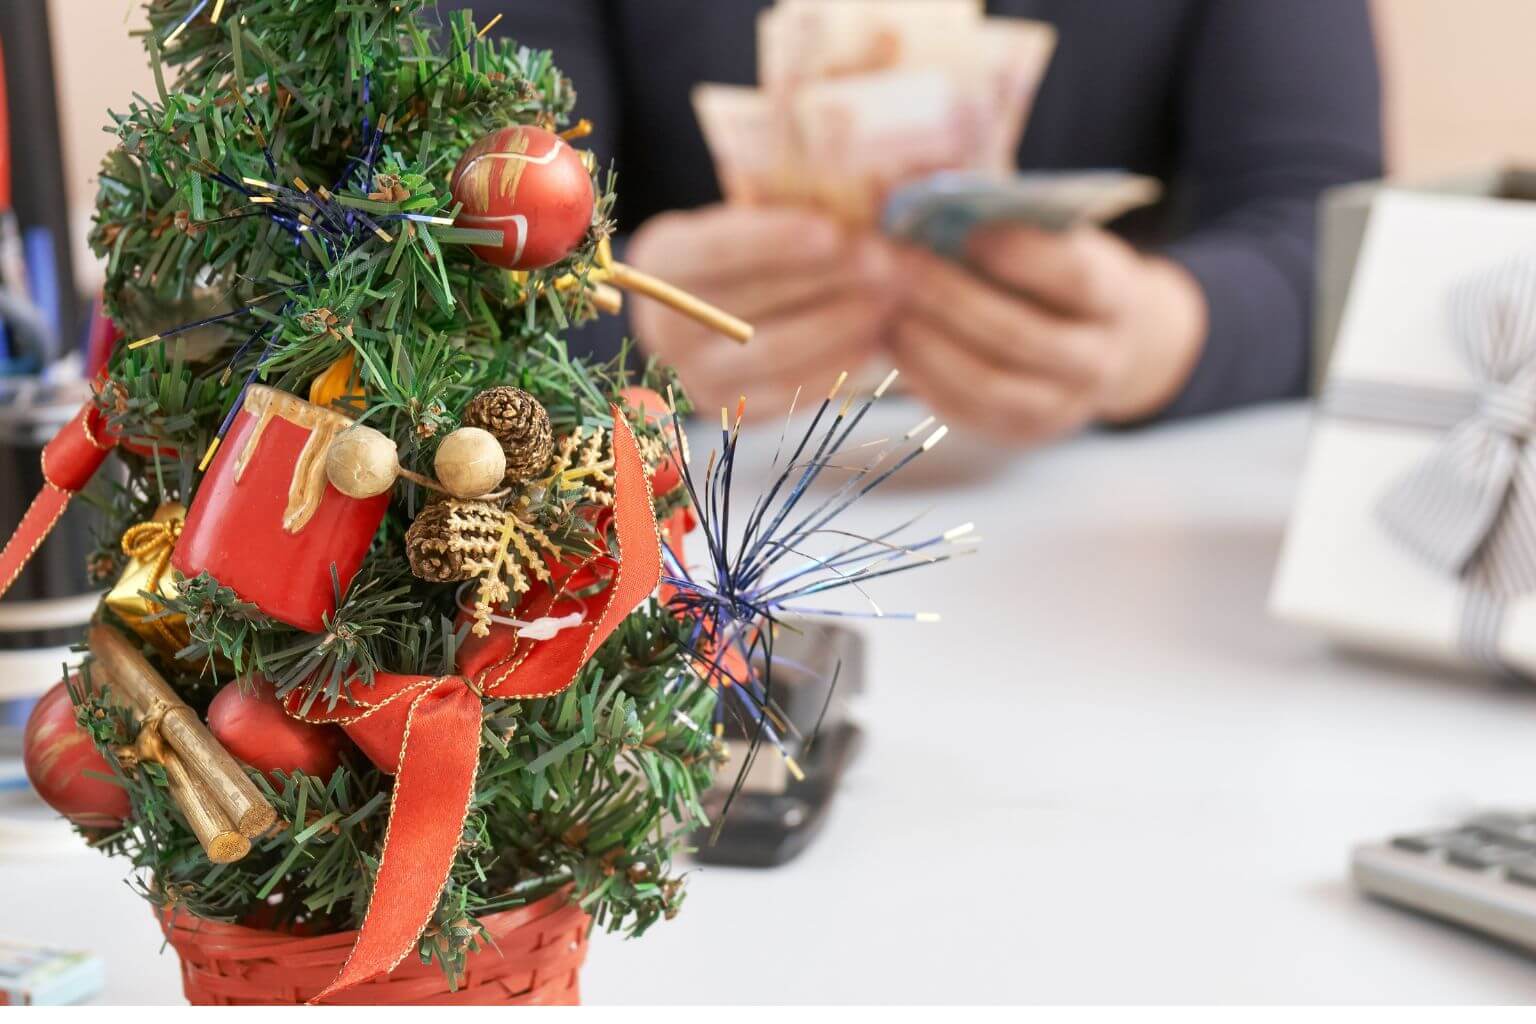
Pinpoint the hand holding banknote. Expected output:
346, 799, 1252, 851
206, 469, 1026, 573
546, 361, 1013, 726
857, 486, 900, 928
656, 0, 1199, 432
627, 205, 897, 414
694, 1, 1057, 229
889, 225, 1207, 442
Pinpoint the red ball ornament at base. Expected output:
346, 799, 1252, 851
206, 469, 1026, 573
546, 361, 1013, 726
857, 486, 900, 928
208, 676, 348, 781
451, 125, 595, 270
23, 679, 130, 828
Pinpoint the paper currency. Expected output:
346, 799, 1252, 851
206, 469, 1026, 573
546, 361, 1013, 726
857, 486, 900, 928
694, 0, 1073, 234
964, 20, 1060, 173
758, 0, 985, 91
692, 83, 808, 207
883, 171, 1164, 259
793, 70, 972, 229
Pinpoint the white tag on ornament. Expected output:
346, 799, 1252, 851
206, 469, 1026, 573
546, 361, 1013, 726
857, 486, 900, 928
454, 584, 587, 641
508, 610, 585, 641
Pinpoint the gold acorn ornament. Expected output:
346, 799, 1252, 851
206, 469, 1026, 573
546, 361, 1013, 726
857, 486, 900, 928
461, 386, 554, 485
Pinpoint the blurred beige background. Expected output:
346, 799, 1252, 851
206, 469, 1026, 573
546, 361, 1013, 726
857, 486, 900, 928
44, 0, 1536, 293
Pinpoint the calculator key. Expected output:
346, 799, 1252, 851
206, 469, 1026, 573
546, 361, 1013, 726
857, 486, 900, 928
1467, 815, 1536, 850
1390, 833, 1439, 853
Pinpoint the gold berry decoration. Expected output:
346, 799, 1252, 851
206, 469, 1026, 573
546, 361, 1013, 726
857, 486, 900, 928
325, 425, 400, 499
461, 386, 554, 485
434, 426, 506, 499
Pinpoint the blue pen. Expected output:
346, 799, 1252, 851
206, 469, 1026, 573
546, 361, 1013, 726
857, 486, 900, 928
23, 226, 60, 363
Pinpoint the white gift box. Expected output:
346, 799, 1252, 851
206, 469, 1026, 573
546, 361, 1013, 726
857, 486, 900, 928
1272, 190, 1536, 674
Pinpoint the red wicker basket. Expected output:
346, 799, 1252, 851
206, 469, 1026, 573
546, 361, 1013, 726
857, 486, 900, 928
157, 892, 589, 1005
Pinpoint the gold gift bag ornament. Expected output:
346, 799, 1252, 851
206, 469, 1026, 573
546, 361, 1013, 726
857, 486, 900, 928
105, 503, 192, 661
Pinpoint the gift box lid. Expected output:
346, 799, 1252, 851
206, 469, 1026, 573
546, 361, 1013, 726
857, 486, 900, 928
1314, 166, 1536, 386
1273, 189, 1536, 673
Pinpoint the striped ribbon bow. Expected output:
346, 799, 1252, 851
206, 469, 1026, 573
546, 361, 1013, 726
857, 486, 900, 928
1327, 252, 1536, 665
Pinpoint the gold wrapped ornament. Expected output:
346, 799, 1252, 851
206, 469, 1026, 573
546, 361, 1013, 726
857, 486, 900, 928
105, 503, 195, 662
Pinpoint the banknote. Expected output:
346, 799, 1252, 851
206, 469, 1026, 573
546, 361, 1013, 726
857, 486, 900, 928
792, 69, 974, 228
883, 170, 1164, 259
961, 20, 1058, 173
758, 0, 984, 91
692, 83, 808, 206
694, 1, 1063, 230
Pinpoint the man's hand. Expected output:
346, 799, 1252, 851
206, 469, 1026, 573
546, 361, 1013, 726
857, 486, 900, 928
889, 225, 1207, 443
626, 205, 895, 415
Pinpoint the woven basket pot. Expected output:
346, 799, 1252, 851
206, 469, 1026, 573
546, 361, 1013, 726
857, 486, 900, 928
157, 892, 589, 1005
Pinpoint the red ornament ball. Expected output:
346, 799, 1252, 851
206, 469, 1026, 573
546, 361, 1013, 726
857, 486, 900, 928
23, 679, 130, 828
450, 125, 595, 270
207, 676, 348, 781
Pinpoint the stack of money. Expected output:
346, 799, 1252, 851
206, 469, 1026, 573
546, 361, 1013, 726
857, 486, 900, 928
694, 1, 1165, 248
693, 0, 1058, 229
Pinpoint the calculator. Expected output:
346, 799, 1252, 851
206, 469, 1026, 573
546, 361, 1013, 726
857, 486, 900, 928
1353, 812, 1536, 951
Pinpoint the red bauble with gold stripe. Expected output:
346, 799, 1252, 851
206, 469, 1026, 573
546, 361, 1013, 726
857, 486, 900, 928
23, 679, 131, 828
450, 125, 595, 270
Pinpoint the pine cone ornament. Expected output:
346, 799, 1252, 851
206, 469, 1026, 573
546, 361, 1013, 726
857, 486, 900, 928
462, 386, 554, 485
404, 499, 504, 583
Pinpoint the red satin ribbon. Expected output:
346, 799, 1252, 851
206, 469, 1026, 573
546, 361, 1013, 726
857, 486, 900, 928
0, 402, 115, 600
287, 407, 662, 1002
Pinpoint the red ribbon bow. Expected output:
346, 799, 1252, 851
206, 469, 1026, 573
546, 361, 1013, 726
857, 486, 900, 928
286, 407, 661, 1002
0, 401, 116, 599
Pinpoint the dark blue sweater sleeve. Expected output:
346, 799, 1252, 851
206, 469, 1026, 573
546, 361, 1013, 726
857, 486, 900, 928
1157, 0, 1383, 418
464, 0, 618, 162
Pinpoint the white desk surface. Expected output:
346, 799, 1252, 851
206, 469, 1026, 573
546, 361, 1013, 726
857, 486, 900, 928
7, 399, 1536, 1004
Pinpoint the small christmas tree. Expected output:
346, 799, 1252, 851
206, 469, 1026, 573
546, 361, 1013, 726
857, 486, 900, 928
86, 0, 714, 985
6, 0, 967, 1004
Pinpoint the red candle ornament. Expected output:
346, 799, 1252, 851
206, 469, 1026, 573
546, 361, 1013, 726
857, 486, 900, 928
450, 125, 595, 270
174, 386, 389, 632
208, 676, 348, 781
23, 679, 131, 828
